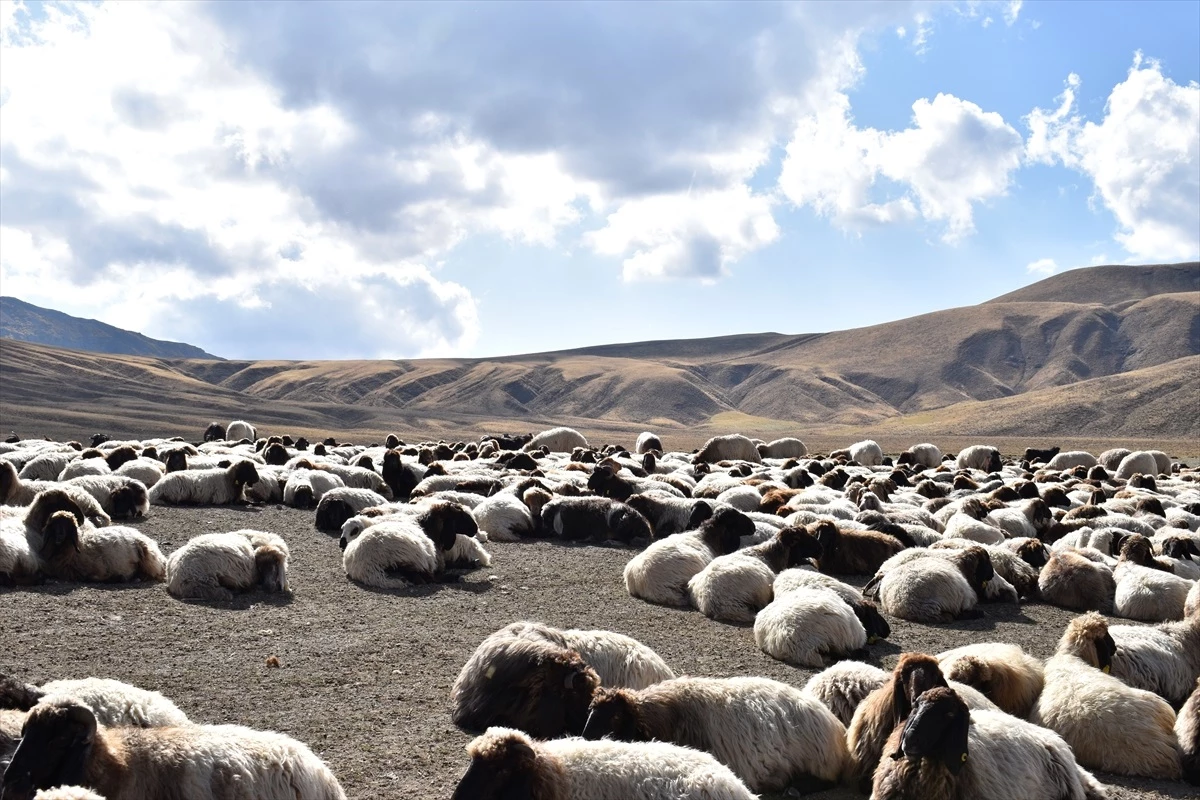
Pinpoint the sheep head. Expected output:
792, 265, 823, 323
230, 461, 260, 489
1058, 612, 1117, 672
582, 687, 645, 742
255, 545, 288, 594
779, 525, 822, 568
890, 653, 948, 725
1, 698, 98, 800
892, 687, 970, 776
455, 728, 541, 800
24, 489, 85, 535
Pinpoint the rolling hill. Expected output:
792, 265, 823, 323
0, 296, 221, 360
1, 262, 1196, 449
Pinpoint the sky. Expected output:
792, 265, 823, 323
0, 0, 1197, 360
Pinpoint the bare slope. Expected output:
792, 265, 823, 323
986, 262, 1199, 305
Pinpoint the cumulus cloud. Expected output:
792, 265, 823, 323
779, 91, 1023, 242
1026, 257, 1058, 276
1024, 55, 1200, 261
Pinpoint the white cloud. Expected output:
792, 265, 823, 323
1026, 257, 1058, 276
1025, 56, 1200, 261
1090, 254, 1110, 266
1004, 0, 1023, 25
779, 91, 1023, 242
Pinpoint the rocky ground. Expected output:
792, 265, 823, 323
2, 504, 1193, 799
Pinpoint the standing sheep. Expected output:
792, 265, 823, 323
166, 530, 289, 601
2, 697, 346, 800
453, 726, 755, 800
523, 426, 588, 453
847, 439, 884, 467
758, 437, 808, 459
225, 420, 257, 441
581, 676, 848, 794
634, 432, 663, 454
955, 445, 1002, 472
692, 434, 762, 464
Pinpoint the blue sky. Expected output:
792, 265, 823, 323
1, 0, 1197, 359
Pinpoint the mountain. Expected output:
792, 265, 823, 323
0, 296, 220, 360
1, 263, 1197, 448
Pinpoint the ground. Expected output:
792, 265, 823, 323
2, 504, 1195, 800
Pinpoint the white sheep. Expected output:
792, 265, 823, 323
847, 439, 884, 467
114, 457, 165, 488
898, 443, 942, 469
802, 661, 888, 726
58, 459, 110, 481
0, 462, 111, 526
1109, 616, 1200, 708
1113, 535, 1193, 621
1039, 548, 1117, 613
955, 445, 1001, 472
692, 434, 762, 464
754, 586, 866, 667
634, 431, 663, 454
623, 509, 750, 607
454, 726, 755, 800
39, 512, 167, 584
1047, 451, 1099, 470
759, 437, 807, 459
1116, 450, 1160, 479
17, 452, 75, 482
166, 529, 289, 601
283, 468, 345, 509
1031, 612, 1182, 779
225, 419, 258, 441
1180, 677, 1200, 785
523, 426, 588, 453
581, 676, 848, 794
471, 491, 536, 542
870, 546, 992, 623
0, 674, 188, 727
341, 502, 476, 588
147, 461, 260, 506
3, 697, 346, 799
33, 787, 105, 800
1188, 580, 1200, 617
495, 622, 675, 690
65, 475, 150, 520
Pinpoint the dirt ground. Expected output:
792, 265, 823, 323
2, 504, 1195, 800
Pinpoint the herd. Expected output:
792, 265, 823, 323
1, 422, 1199, 798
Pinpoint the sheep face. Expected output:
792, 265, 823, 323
1163, 537, 1200, 561
893, 687, 970, 775
109, 484, 148, 520
1119, 534, 1164, 569
262, 443, 289, 466
454, 731, 538, 800
703, 508, 754, 554
892, 654, 949, 723
780, 526, 823, 568
582, 688, 644, 742
2, 700, 97, 800
959, 548, 995, 597
423, 503, 478, 550
203, 422, 226, 441
382, 451, 419, 500
164, 450, 188, 472
231, 461, 260, 489
1135, 496, 1167, 518
315, 498, 355, 533
610, 507, 651, 543
1014, 539, 1049, 568
985, 449, 1002, 473
255, 546, 288, 593
292, 485, 315, 510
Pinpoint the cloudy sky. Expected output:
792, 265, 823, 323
1, 0, 1197, 360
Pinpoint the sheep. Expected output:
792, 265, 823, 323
341, 502, 475, 588
758, 437, 807, 459
634, 431, 663, 454
33, 787, 105, 800
1039, 548, 1117, 613
1113, 534, 1193, 621
772, 568, 891, 643
802, 661, 888, 726
625, 494, 712, 538
147, 461, 259, 506
1098, 447, 1132, 470
1148, 449, 1172, 475
844, 653, 1001, 790
809, 519, 910, 575
453, 726, 755, 800
955, 445, 1002, 472
987, 497, 1052, 539
58, 458, 111, 481
1189, 579, 1200, 617
1031, 611, 1182, 779
867, 546, 993, 623
624, 508, 751, 606
0, 675, 188, 728
942, 511, 1006, 545
226, 419, 257, 441
1109, 615, 1200, 708
523, 426, 588, 453
64, 475, 149, 521
837, 439, 880, 467
1116, 450, 1159, 479
314, 487, 389, 532
282, 468, 345, 509
450, 630, 603, 738
471, 491, 538, 541
581, 676, 848, 793
897, 443, 942, 469
2, 697, 346, 800
203, 422, 226, 442
686, 525, 822, 623
936, 642, 1045, 717
1023, 445, 1061, 464
753, 586, 868, 668
930, 539, 1040, 599
166, 529, 289, 601
713, 484, 761, 513
692, 434, 762, 464
0, 463, 111, 526
871, 686, 1109, 800
17, 452, 75, 482
113, 457, 165, 488
490, 622, 675, 690
1180, 677, 1200, 785
541, 496, 652, 544
1048, 450, 1100, 470
39, 512, 167, 583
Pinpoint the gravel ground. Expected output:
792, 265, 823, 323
1, 504, 1194, 800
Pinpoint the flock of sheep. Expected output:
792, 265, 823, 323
1, 421, 1199, 799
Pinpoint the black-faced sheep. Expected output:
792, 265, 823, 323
625, 494, 712, 538
692, 434, 762, 464
2, 697, 346, 800
166, 529, 289, 601
623, 508, 752, 606
202, 422, 226, 442
341, 502, 476, 587
541, 496, 652, 544
581, 676, 848, 793
147, 461, 259, 506
0, 463, 112, 527
871, 686, 1108, 800
1023, 445, 1061, 464
0, 675, 188, 728
39, 511, 167, 584
686, 525, 822, 623
314, 487, 389, 532
453, 726, 755, 800
1031, 611, 1182, 779
64, 475, 149, 520
753, 585, 868, 668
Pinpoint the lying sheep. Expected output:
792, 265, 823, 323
542, 496, 652, 544
0, 462, 111, 526
2, 697, 346, 800
867, 546, 993, 623
872, 686, 1108, 800
692, 434, 762, 464
1031, 612, 1182, 779
453, 726, 755, 800
772, 568, 891, 643
1113, 534, 1194, 621
39, 511, 167, 584
936, 642, 1045, 717
624, 508, 751, 606
491, 622, 676, 689
753, 586, 867, 668
802, 661, 888, 726
1, 708, 25, 769
283, 468, 345, 509
113, 457, 166, 488
341, 502, 476, 588
166, 529, 289, 601
810, 519, 910, 575
686, 525, 822, 623
1039, 548, 1117, 613
1048, 450, 1099, 470
147, 461, 260, 506
65, 474, 149, 520
32, 787, 105, 800
314, 487, 389, 532
581, 676, 848, 793
625, 494, 711, 538
0, 674, 188, 727
1109, 615, 1200, 708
